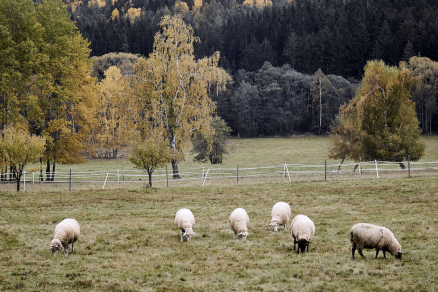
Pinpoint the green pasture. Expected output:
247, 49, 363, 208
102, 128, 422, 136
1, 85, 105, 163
20, 135, 438, 172
0, 176, 437, 291
8, 135, 437, 192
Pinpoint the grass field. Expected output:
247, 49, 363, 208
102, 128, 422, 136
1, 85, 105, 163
0, 177, 437, 291
1, 136, 438, 291
2, 135, 436, 192
23, 135, 438, 173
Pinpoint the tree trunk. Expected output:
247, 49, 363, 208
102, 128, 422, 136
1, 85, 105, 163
46, 160, 51, 181
353, 163, 360, 172
171, 159, 180, 179
16, 172, 21, 191
396, 157, 406, 169
51, 161, 56, 181
39, 158, 43, 181
148, 172, 152, 188
338, 156, 346, 171
1, 165, 5, 182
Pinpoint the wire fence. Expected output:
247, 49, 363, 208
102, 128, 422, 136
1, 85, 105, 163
1, 158, 438, 192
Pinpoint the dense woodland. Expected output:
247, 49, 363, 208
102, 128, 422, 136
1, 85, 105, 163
69, 0, 438, 136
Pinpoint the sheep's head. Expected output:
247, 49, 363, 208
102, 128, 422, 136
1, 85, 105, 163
395, 249, 403, 260
238, 231, 249, 240
183, 229, 196, 241
297, 240, 308, 254
268, 222, 279, 232
49, 239, 63, 255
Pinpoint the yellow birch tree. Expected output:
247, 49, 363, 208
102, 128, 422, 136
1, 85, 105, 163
96, 66, 138, 158
133, 15, 230, 178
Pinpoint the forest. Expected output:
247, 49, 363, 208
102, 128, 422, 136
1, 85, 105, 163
68, 0, 438, 136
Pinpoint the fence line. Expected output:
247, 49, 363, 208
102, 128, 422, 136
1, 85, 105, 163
1, 159, 438, 191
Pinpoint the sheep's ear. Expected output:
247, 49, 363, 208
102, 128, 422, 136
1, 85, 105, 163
268, 223, 272, 227
193, 232, 197, 236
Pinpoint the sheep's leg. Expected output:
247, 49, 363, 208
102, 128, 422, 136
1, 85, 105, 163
358, 250, 366, 259
352, 247, 356, 259
382, 251, 386, 258
64, 245, 69, 255
306, 242, 309, 252
375, 249, 379, 259
233, 230, 236, 239
71, 242, 74, 254
180, 229, 184, 242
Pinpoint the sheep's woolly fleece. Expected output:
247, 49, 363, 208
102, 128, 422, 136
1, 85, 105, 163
269, 202, 291, 231
49, 218, 80, 255
291, 214, 315, 253
174, 208, 196, 242
349, 223, 403, 259
228, 208, 250, 240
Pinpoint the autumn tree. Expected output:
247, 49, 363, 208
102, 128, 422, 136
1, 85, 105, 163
32, 0, 98, 180
133, 15, 230, 178
328, 100, 362, 170
310, 69, 332, 135
96, 66, 138, 158
0, 0, 42, 178
91, 52, 140, 81
329, 60, 425, 168
129, 130, 172, 188
0, 0, 43, 132
191, 116, 231, 164
401, 56, 438, 134
0, 125, 46, 191
1, 0, 99, 181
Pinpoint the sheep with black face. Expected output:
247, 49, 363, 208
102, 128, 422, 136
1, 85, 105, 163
291, 215, 315, 254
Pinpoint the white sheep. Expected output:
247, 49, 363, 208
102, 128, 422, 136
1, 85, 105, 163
349, 223, 403, 260
174, 208, 197, 242
49, 218, 80, 255
268, 202, 291, 231
228, 208, 250, 240
291, 215, 315, 254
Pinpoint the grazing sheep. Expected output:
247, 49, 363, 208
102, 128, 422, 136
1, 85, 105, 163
291, 215, 315, 254
174, 208, 197, 242
49, 218, 80, 255
268, 202, 291, 231
228, 208, 250, 240
350, 223, 403, 260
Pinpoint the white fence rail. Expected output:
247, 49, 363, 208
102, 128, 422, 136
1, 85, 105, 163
1, 160, 438, 191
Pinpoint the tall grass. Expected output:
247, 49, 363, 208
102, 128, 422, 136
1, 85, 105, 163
1, 176, 437, 291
